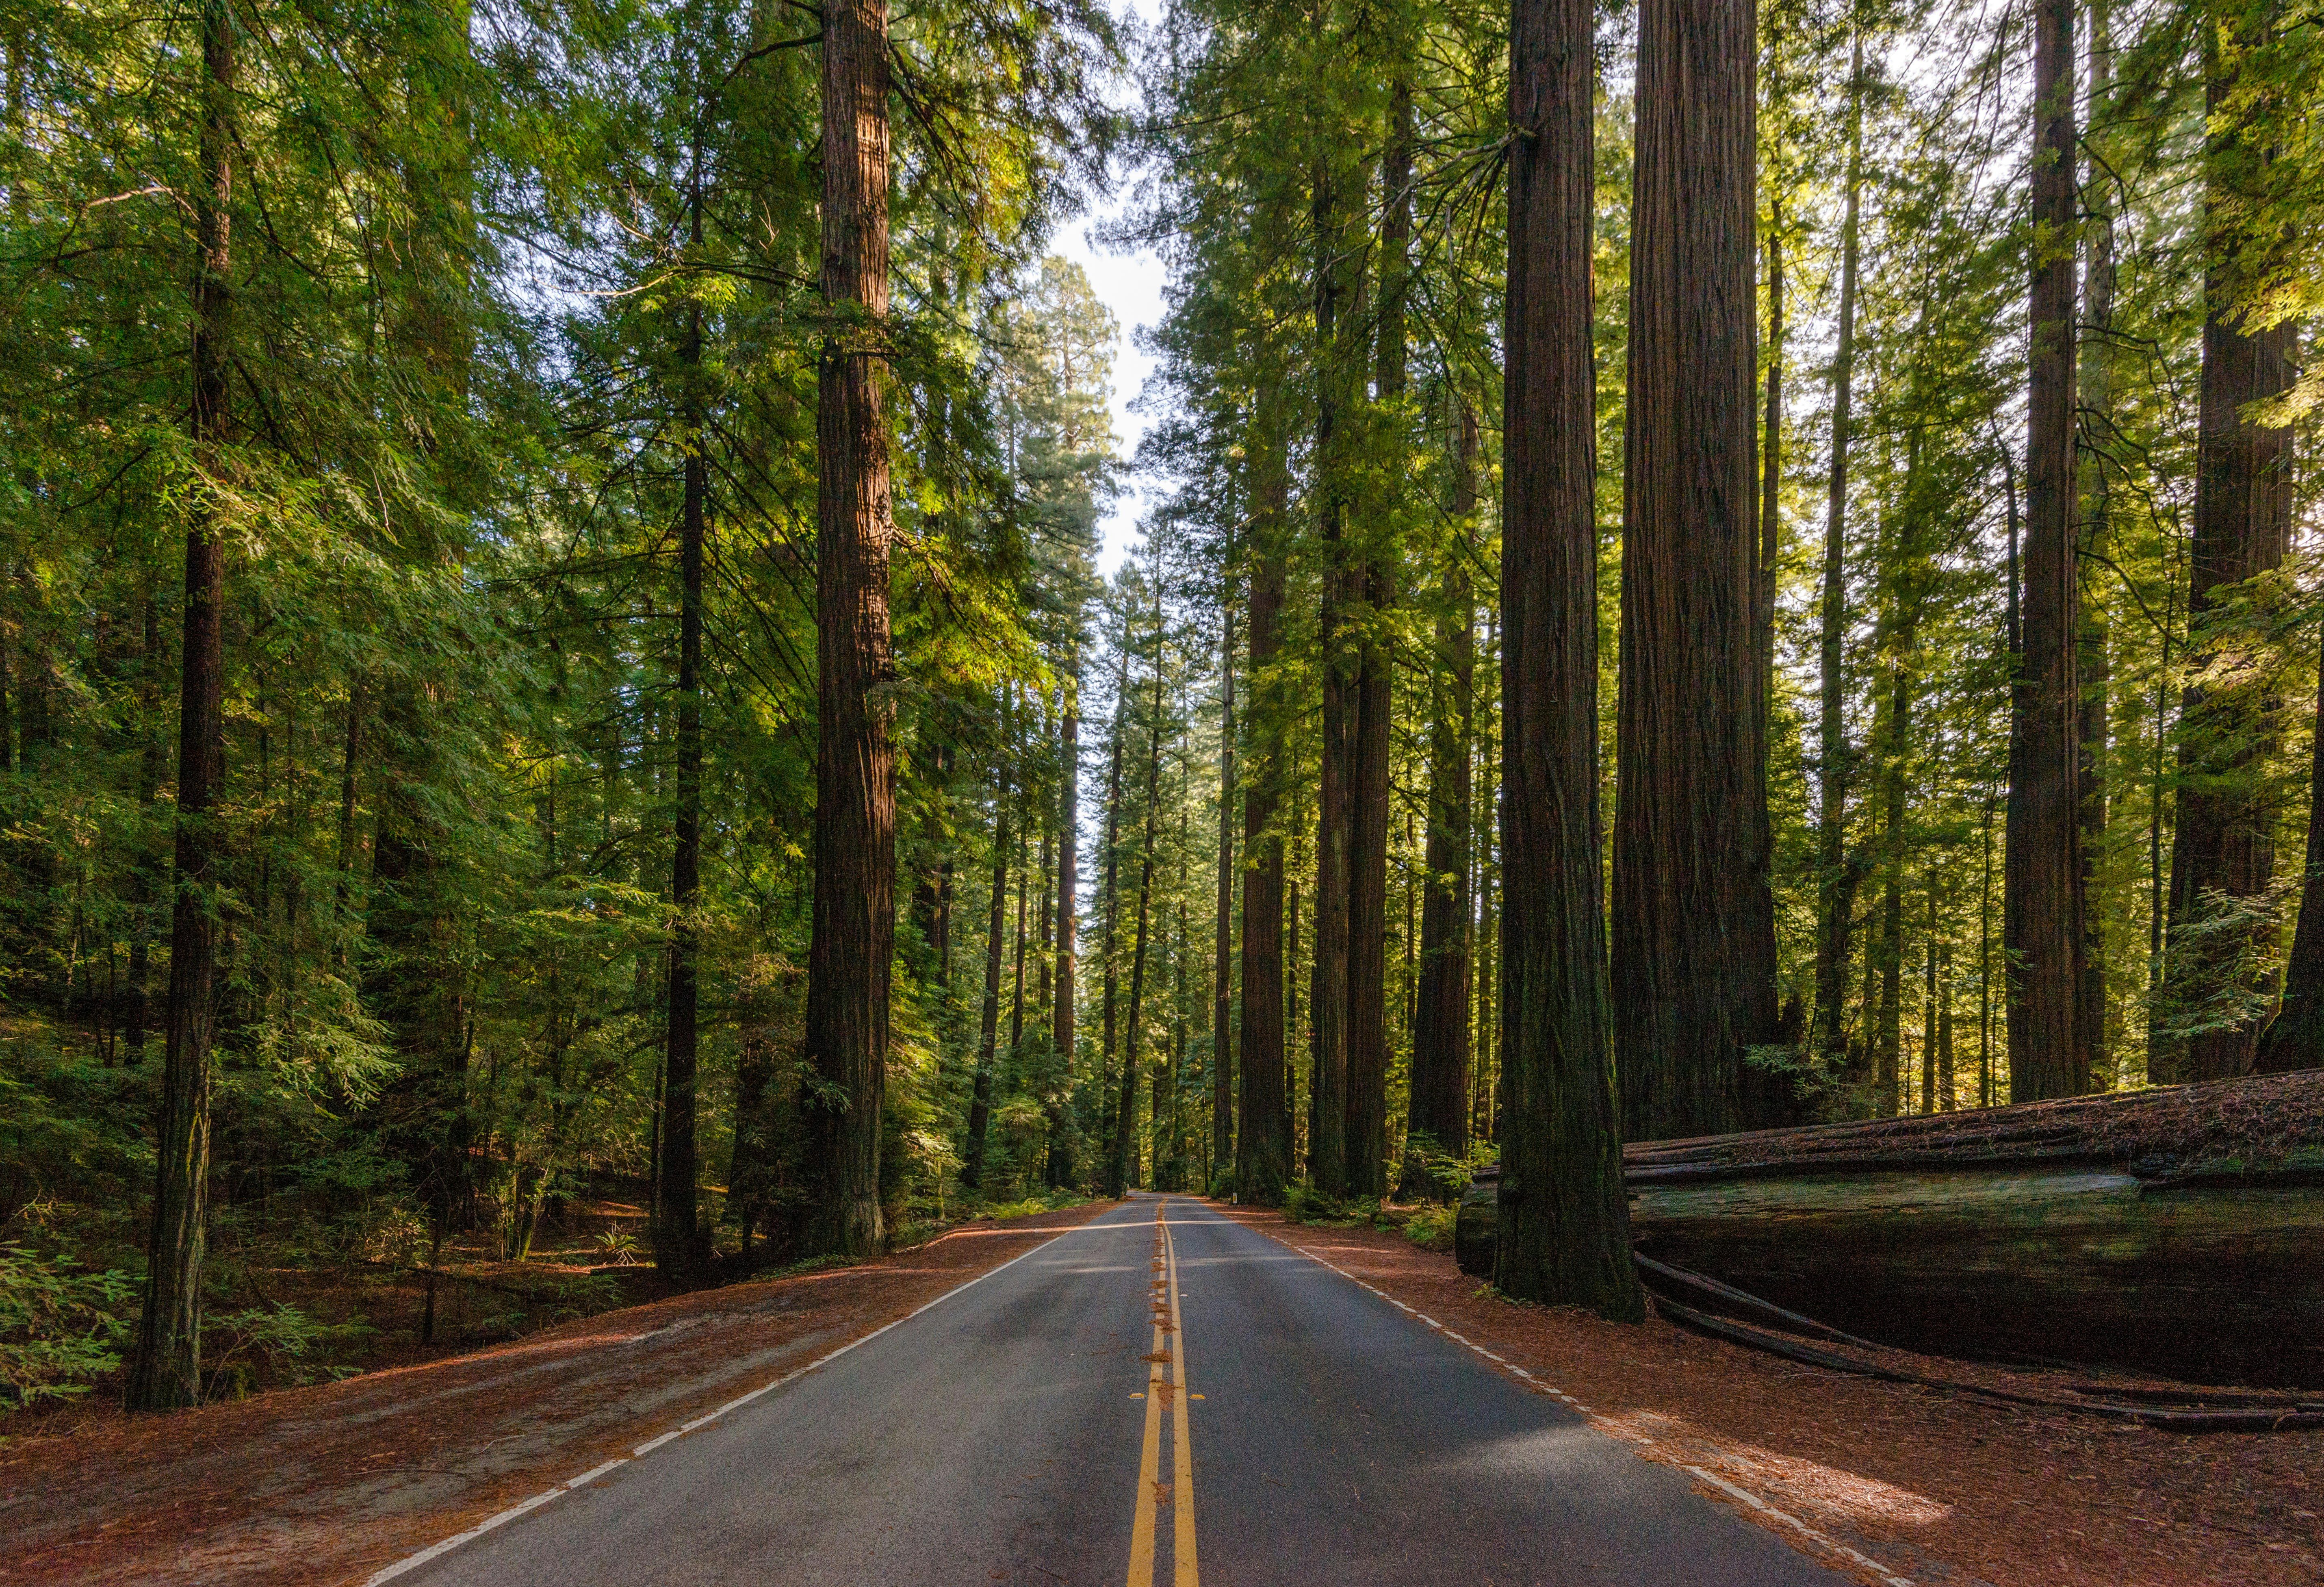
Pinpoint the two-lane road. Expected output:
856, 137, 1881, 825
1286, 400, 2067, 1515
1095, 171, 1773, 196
381, 1196, 1851, 1586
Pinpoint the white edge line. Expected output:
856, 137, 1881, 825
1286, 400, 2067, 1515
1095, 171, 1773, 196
362, 1218, 1099, 1587
1685, 1467, 1915, 1587
1277, 1236, 1914, 1587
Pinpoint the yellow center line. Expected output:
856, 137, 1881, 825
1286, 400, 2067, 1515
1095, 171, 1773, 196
1125, 1201, 1199, 1587
1165, 1210, 1198, 1586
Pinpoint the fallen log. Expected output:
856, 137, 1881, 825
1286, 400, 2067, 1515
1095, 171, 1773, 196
1453, 1071, 2324, 1388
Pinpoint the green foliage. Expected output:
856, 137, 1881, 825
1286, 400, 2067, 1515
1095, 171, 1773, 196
0, 1244, 134, 1407
1398, 1204, 1456, 1253
976, 1189, 1090, 1222
203, 1305, 377, 1398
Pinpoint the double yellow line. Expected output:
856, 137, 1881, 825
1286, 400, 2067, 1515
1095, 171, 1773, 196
1126, 1200, 1198, 1587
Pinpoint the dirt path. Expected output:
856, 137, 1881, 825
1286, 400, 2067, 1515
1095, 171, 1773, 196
0, 1203, 1110, 1587
1231, 1206, 2324, 1587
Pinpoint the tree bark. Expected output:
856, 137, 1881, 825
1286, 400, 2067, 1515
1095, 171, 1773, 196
1613, 0, 1780, 1141
1047, 688, 1079, 1186
1403, 397, 1476, 1200
1237, 414, 1292, 1203
1115, 602, 1166, 1192
1099, 639, 1130, 1192
1007, 810, 1030, 1060
802, 0, 894, 1256
130, 0, 233, 1412
2005, 0, 2087, 1103
1212, 606, 1236, 1183
1308, 157, 1352, 1198
1629, 1072, 2324, 1387
1812, 31, 1867, 1081
965, 699, 1010, 1190
2078, 0, 2118, 1086
1760, 193, 1782, 735
1343, 78, 1411, 1200
1495, 0, 1643, 1320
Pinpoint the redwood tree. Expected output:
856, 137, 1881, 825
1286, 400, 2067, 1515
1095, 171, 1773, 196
1402, 397, 1476, 1200
1812, 31, 1868, 1077
802, 0, 895, 1257
1343, 74, 1411, 1199
1307, 153, 1352, 1197
2005, 0, 2086, 1102
1047, 684, 1080, 1186
964, 696, 1010, 1187
1211, 606, 1236, 1181
1236, 415, 1292, 1203
130, 0, 235, 1411
1611, 0, 1780, 1142
1495, 0, 1643, 1320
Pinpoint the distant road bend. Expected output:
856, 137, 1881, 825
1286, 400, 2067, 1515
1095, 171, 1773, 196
374, 1195, 1852, 1586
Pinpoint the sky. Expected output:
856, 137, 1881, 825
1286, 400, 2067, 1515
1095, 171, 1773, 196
1058, 0, 1168, 578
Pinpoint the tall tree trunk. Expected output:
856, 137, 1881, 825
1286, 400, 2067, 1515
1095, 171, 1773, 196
965, 699, 1010, 1189
1759, 0, 1787, 730
1008, 816, 1030, 1055
1870, 471, 1925, 1119
2005, 0, 2087, 1103
1403, 397, 1476, 1200
1308, 157, 1352, 1198
1760, 194, 1783, 733
129, 0, 233, 1412
1047, 686, 1079, 1186
2159, 13, 2298, 1084
1237, 413, 1292, 1203
1877, 855, 1903, 1118
1981, 796, 1997, 1105
1813, 31, 1867, 1080
1921, 884, 1939, 1113
1212, 607, 1236, 1183
1115, 607, 1166, 1192
1344, 78, 1411, 1199
802, 0, 894, 1256
1038, 810, 1054, 1014
2078, 0, 2118, 1085
1099, 641, 1130, 1192
1613, 0, 1780, 1142
1496, 0, 1642, 1320
657, 167, 709, 1281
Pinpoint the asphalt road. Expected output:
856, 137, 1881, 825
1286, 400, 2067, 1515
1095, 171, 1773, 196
385, 1195, 1850, 1587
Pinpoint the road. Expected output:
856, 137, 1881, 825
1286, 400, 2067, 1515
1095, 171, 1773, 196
379, 1195, 1851, 1587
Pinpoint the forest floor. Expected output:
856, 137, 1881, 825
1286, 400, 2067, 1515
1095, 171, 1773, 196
1242, 1203, 2324, 1587
0, 1200, 1111, 1587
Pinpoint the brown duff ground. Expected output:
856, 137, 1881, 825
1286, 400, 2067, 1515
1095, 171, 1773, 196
0, 1201, 1111, 1587
1226, 1204, 2324, 1587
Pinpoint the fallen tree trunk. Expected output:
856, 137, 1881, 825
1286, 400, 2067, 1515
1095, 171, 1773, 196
1455, 1071, 2324, 1387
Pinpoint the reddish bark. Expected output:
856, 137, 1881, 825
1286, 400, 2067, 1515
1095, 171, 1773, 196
129, 0, 234, 1413
1496, 0, 1641, 1319
2005, 0, 2088, 1103
802, 0, 895, 1256
1612, 0, 1780, 1141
